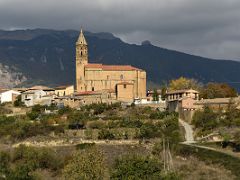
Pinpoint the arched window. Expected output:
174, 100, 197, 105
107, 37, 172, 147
120, 74, 123, 80
80, 51, 83, 56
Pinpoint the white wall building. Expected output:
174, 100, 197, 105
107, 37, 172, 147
21, 89, 54, 107
0, 90, 21, 103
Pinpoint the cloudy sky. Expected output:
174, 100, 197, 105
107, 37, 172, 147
0, 0, 240, 60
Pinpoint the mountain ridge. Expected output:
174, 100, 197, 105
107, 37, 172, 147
0, 29, 239, 90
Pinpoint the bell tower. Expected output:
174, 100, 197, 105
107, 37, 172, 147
76, 29, 88, 92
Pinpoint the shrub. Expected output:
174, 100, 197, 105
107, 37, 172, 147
0, 151, 10, 178
88, 120, 106, 129
58, 106, 72, 115
120, 118, 143, 128
98, 129, 115, 140
8, 164, 34, 180
139, 122, 161, 139
111, 154, 162, 179
75, 143, 95, 150
63, 147, 105, 180
14, 95, 24, 107
12, 145, 63, 171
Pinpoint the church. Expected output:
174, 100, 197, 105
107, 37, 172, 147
75, 29, 146, 102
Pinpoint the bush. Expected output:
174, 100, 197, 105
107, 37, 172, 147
120, 118, 143, 128
8, 164, 34, 180
111, 154, 162, 179
98, 129, 115, 140
87, 120, 106, 129
139, 122, 162, 139
63, 147, 105, 180
0, 151, 10, 178
14, 95, 24, 107
12, 145, 63, 171
58, 106, 72, 115
75, 143, 95, 150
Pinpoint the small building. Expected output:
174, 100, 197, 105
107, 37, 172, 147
55, 85, 74, 97
166, 89, 199, 112
21, 86, 55, 107
55, 90, 118, 108
0, 90, 21, 104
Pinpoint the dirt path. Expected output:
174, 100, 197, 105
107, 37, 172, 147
179, 118, 195, 143
179, 118, 240, 159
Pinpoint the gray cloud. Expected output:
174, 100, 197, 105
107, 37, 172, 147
0, 0, 240, 60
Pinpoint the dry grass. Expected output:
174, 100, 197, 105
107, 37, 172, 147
174, 156, 236, 180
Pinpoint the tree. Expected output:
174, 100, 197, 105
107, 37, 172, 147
200, 82, 237, 99
169, 77, 201, 91
161, 86, 167, 100
111, 154, 162, 179
192, 106, 218, 131
63, 147, 106, 180
14, 95, 24, 107
152, 89, 159, 101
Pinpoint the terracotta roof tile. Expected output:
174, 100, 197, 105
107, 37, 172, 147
85, 63, 143, 71
55, 85, 73, 90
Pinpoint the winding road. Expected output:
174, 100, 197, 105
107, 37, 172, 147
179, 118, 195, 143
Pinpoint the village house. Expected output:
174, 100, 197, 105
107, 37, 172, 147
55, 89, 118, 108
166, 89, 199, 112
0, 90, 21, 104
21, 86, 55, 107
55, 85, 74, 97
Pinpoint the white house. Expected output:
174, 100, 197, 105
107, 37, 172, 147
21, 89, 55, 107
0, 90, 21, 104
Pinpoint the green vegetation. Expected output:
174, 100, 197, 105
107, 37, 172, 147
0, 101, 236, 179
179, 144, 240, 178
75, 143, 95, 150
111, 154, 162, 179
192, 105, 240, 139
63, 147, 105, 180
14, 95, 25, 107
0, 145, 64, 180
200, 82, 238, 99
152, 89, 159, 101
0, 103, 180, 143
168, 77, 202, 91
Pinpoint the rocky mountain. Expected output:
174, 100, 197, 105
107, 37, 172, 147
0, 29, 240, 90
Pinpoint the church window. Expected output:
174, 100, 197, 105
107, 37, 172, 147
124, 84, 127, 89
80, 51, 83, 56
120, 74, 124, 80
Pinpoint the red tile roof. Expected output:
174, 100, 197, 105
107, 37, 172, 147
74, 91, 101, 96
85, 63, 143, 71
55, 85, 73, 90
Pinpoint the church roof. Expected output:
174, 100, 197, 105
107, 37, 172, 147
76, 29, 87, 45
85, 63, 143, 71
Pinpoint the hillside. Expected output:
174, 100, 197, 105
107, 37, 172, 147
0, 29, 240, 90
